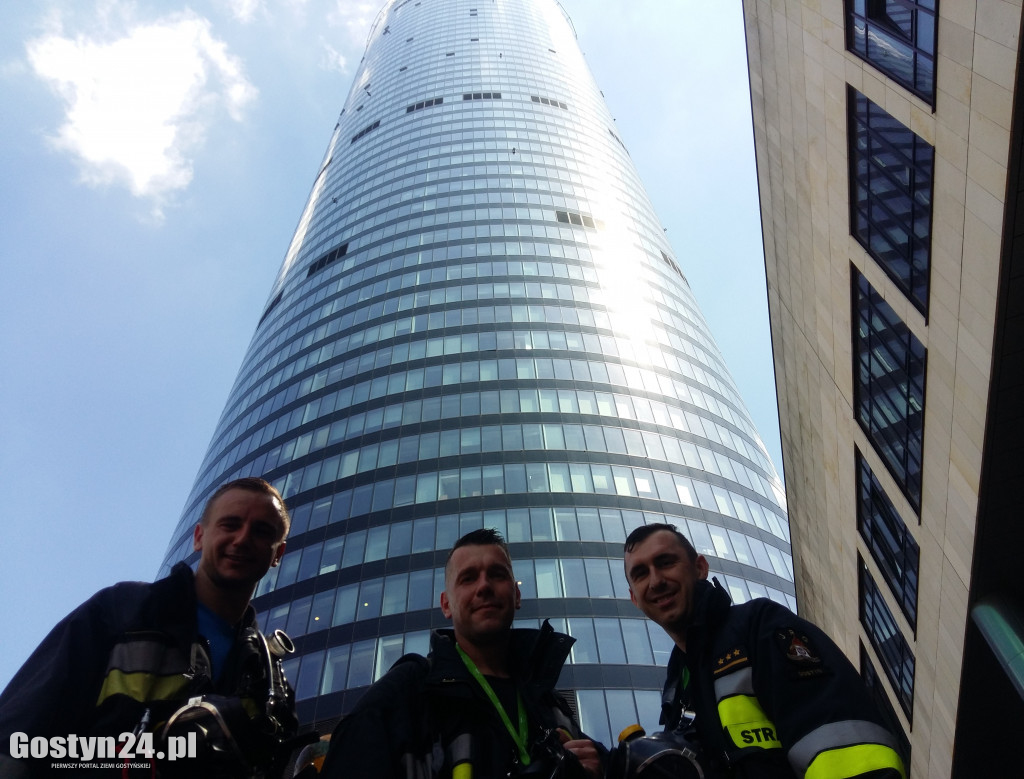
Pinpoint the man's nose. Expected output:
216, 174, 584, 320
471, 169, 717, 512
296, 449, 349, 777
231, 522, 253, 546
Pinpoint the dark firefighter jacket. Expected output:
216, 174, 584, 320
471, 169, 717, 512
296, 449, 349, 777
0, 562, 296, 778
660, 579, 905, 779
322, 621, 602, 778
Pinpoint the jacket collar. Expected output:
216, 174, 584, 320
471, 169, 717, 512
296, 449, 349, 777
426, 620, 574, 691
667, 578, 732, 659
689, 577, 733, 643
662, 579, 733, 715
158, 562, 258, 638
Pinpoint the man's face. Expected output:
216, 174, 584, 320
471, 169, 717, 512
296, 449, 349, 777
440, 543, 521, 648
193, 488, 287, 592
624, 530, 709, 635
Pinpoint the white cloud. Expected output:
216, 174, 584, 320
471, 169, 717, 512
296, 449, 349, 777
326, 1, 377, 46
319, 39, 349, 73
224, 0, 263, 23
26, 11, 257, 218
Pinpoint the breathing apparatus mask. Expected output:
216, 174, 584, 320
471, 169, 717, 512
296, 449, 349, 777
608, 710, 706, 779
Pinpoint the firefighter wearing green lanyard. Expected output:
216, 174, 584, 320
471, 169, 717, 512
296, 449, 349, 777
322, 529, 606, 778
623, 523, 905, 778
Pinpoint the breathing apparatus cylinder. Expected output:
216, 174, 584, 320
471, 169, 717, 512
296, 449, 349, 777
450, 733, 473, 779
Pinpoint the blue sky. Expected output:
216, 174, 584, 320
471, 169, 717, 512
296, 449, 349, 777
0, 0, 779, 690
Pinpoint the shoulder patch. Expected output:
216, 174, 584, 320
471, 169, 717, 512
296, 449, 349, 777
775, 628, 821, 665
713, 647, 750, 676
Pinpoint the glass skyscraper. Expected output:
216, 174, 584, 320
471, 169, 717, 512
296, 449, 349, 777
159, 0, 791, 744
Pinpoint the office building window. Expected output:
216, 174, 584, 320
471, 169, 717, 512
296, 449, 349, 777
861, 643, 912, 760
853, 271, 925, 512
846, 0, 937, 104
848, 88, 933, 314
860, 559, 915, 718
856, 450, 920, 628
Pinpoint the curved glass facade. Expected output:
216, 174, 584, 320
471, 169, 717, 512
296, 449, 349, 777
159, 0, 790, 742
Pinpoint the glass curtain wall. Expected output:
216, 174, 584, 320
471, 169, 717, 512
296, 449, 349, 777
158, 0, 790, 743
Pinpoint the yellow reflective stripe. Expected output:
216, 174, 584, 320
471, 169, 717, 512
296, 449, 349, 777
805, 743, 906, 779
790, 719, 904, 776
718, 692, 767, 723
717, 694, 782, 751
96, 669, 190, 706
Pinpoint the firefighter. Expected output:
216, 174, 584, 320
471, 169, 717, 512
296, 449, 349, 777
623, 523, 905, 778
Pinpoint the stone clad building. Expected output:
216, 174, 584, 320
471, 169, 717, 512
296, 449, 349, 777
743, 1, 1024, 774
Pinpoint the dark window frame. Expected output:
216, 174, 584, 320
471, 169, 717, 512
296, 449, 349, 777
859, 558, 915, 719
845, 0, 938, 105
856, 449, 920, 629
860, 643, 912, 764
851, 269, 926, 513
351, 120, 381, 145
848, 87, 934, 316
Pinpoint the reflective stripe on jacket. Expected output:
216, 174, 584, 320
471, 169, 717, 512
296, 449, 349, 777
661, 579, 905, 778
95, 632, 204, 713
0, 562, 297, 778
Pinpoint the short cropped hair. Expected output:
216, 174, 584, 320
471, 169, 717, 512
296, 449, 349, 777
623, 522, 698, 562
200, 477, 291, 538
444, 528, 513, 580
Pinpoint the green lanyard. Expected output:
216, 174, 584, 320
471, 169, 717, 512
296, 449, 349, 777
455, 644, 531, 766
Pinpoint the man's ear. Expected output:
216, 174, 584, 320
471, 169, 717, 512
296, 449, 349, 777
440, 590, 452, 619
696, 555, 710, 581
271, 541, 286, 567
514, 582, 521, 610
192, 523, 204, 553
